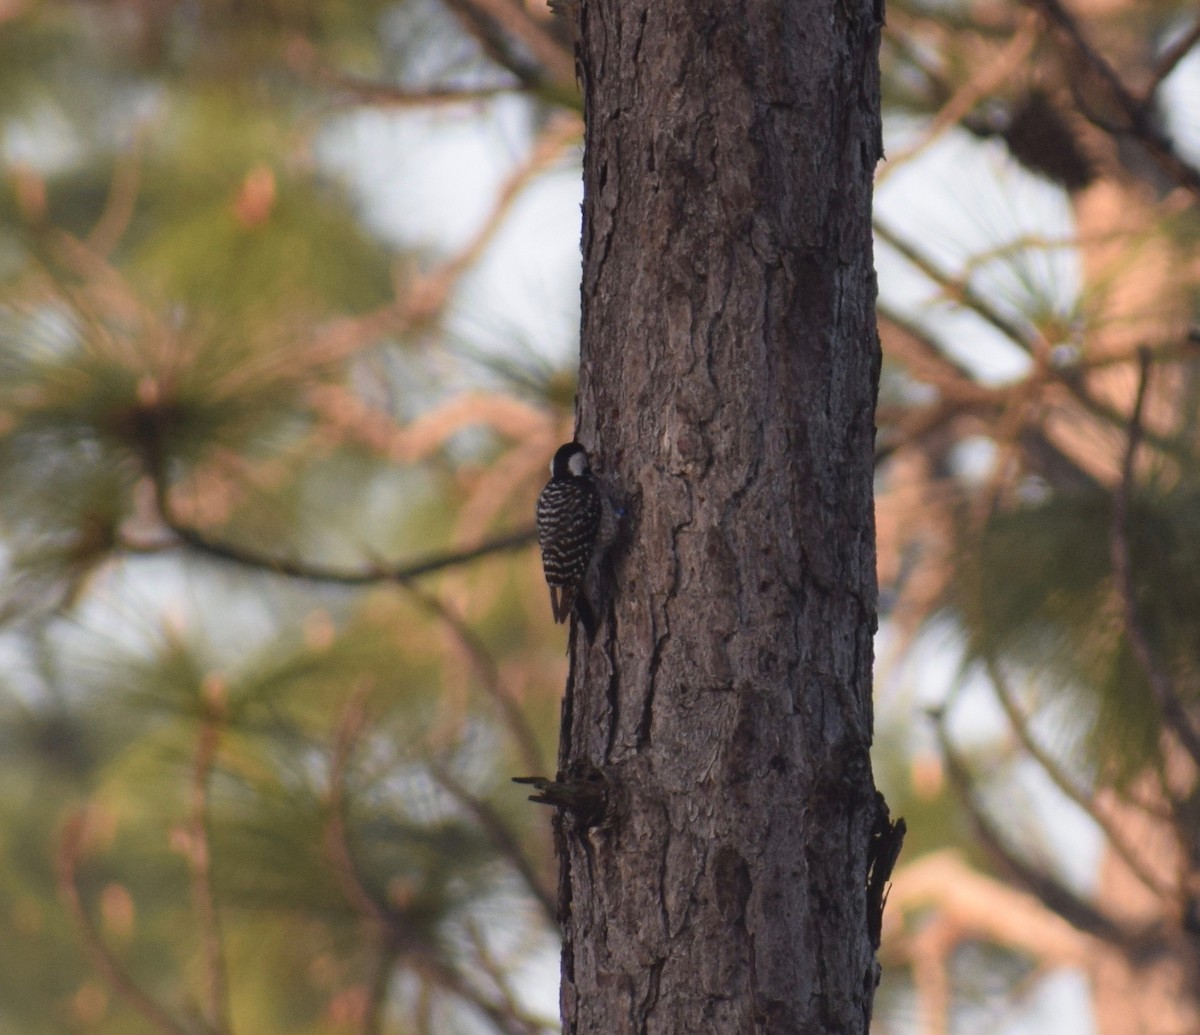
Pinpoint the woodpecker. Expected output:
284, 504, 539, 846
536, 441, 614, 633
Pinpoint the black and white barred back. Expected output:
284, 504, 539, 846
536, 442, 603, 624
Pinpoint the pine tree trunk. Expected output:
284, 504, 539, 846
556, 1, 889, 1032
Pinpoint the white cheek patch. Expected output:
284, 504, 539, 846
568, 451, 588, 477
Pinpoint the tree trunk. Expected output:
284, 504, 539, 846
557, 1, 889, 1032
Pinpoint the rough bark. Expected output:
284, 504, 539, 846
554, 1, 888, 1033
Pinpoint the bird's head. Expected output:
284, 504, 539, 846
550, 441, 590, 479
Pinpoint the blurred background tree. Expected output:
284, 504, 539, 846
874, 2, 1200, 1032
0, 2, 580, 1032
1, 0, 1199, 1033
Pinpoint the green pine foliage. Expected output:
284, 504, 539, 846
0, 2, 567, 1031
952, 488, 1200, 781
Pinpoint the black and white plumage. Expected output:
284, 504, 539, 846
536, 441, 612, 630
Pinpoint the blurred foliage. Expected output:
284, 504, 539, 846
952, 490, 1200, 781
0, 1, 569, 1032
873, 0, 1200, 1026
1, 0, 1199, 1031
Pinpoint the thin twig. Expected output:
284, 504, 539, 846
878, 309, 994, 396
56, 812, 195, 1035
327, 694, 549, 1035
361, 942, 400, 1035
121, 522, 538, 588
907, 919, 952, 1035
878, 16, 1038, 184
1027, 0, 1200, 200
408, 113, 580, 318
86, 131, 144, 257
930, 709, 1134, 947
320, 77, 521, 109
411, 952, 546, 1035
1070, 337, 1200, 374
326, 688, 415, 1035
128, 397, 538, 583
464, 920, 559, 1033
874, 218, 1038, 353
407, 584, 546, 777
1110, 349, 1200, 767
984, 657, 1175, 899
963, 373, 1044, 533
430, 761, 557, 927
956, 231, 1100, 280
1146, 18, 1200, 100
392, 112, 579, 329
188, 709, 233, 1035
415, 977, 434, 1035
874, 225, 1192, 463
1111, 774, 1174, 823
440, 0, 577, 91
326, 684, 394, 931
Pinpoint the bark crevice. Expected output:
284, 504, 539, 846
563, 0, 890, 1030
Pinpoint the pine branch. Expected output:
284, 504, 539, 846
187, 706, 232, 1035
983, 657, 1175, 900
328, 693, 554, 1034
1027, 0, 1200, 201
930, 708, 1135, 948
326, 686, 399, 933
874, 218, 1038, 353
430, 762, 558, 928
1146, 18, 1200, 100
877, 15, 1038, 184
317, 77, 523, 109
1110, 349, 1200, 768
407, 584, 546, 776
57, 813, 196, 1035
411, 952, 548, 1035
86, 131, 144, 257
874, 224, 1195, 465
123, 521, 538, 587
876, 309, 1106, 494
440, 0, 577, 96
361, 942, 401, 1035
